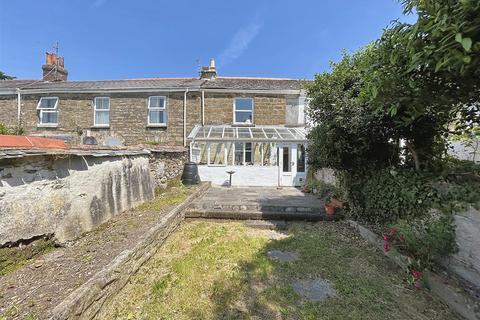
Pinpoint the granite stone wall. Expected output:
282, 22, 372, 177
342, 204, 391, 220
0, 152, 154, 245
0, 92, 290, 146
149, 149, 188, 188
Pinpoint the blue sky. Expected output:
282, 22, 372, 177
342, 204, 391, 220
0, 0, 416, 80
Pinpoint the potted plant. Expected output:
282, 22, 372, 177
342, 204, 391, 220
324, 201, 335, 218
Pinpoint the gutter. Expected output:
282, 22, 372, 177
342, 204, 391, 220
183, 88, 189, 147
201, 90, 205, 126
16, 88, 21, 127
0, 88, 301, 96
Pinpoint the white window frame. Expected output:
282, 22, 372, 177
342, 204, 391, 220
93, 97, 110, 127
36, 97, 59, 126
147, 96, 167, 126
233, 97, 254, 125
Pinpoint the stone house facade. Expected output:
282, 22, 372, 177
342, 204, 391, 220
0, 55, 306, 147
0, 54, 308, 187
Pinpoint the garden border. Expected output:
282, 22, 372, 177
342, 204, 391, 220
348, 220, 480, 320
49, 182, 211, 320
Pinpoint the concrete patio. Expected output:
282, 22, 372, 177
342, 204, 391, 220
186, 186, 327, 221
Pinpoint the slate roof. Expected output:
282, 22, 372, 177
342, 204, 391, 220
201, 77, 305, 90
0, 76, 306, 92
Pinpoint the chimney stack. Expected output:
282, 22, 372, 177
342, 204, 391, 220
42, 52, 68, 81
199, 58, 217, 80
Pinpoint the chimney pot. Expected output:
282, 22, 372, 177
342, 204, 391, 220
42, 52, 68, 81
200, 57, 217, 80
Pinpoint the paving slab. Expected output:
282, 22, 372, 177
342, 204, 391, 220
186, 186, 327, 221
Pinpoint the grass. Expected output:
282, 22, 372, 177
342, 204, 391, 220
133, 178, 192, 212
0, 238, 55, 277
98, 221, 458, 320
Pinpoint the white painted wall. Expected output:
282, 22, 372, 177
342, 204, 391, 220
198, 165, 278, 186
448, 140, 480, 163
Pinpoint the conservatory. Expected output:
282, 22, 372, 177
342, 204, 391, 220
187, 125, 308, 187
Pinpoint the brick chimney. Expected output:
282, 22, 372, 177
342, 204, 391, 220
199, 58, 217, 80
42, 52, 68, 81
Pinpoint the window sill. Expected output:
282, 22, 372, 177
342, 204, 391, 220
146, 124, 167, 128
91, 125, 110, 129
232, 123, 255, 127
37, 124, 58, 128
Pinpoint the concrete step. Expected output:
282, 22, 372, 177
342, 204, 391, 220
188, 204, 325, 214
185, 210, 328, 221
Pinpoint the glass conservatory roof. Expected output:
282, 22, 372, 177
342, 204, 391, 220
187, 125, 308, 142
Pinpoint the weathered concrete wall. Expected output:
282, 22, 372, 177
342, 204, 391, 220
0, 153, 154, 245
149, 149, 188, 188
443, 206, 480, 295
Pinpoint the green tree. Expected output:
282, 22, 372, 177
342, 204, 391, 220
0, 71, 15, 80
306, 50, 398, 172
360, 0, 480, 169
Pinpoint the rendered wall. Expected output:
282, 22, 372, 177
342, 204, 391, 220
0, 153, 154, 245
198, 165, 278, 186
443, 206, 480, 295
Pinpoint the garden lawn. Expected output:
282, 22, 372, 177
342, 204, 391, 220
98, 221, 458, 320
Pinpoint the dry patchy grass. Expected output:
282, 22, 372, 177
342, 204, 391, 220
98, 221, 458, 320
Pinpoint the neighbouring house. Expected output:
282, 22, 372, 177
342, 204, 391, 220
0, 53, 308, 186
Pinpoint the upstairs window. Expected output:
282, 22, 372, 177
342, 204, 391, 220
37, 97, 59, 125
234, 98, 254, 124
148, 96, 167, 126
94, 97, 110, 126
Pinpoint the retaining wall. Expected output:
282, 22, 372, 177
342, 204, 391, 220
50, 182, 210, 320
0, 151, 154, 244
444, 206, 480, 297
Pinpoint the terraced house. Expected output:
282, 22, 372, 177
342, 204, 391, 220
0, 53, 309, 186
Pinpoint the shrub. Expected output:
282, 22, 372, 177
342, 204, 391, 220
0, 122, 24, 135
393, 213, 457, 269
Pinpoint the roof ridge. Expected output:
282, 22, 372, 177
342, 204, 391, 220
56, 77, 198, 83
216, 76, 295, 80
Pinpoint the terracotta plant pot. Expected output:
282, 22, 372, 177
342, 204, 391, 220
325, 202, 335, 217
330, 198, 344, 209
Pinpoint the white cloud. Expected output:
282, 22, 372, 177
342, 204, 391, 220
91, 0, 108, 8
218, 18, 261, 66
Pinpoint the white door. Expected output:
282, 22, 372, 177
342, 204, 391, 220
278, 143, 307, 187
279, 144, 294, 186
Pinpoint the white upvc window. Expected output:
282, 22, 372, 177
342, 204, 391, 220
233, 98, 254, 124
37, 97, 59, 126
93, 97, 110, 127
148, 96, 167, 126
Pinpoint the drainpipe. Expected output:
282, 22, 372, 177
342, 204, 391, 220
183, 88, 189, 147
16, 88, 21, 127
201, 90, 205, 126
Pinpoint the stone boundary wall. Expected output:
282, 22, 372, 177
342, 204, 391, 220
148, 148, 188, 189
0, 151, 154, 244
348, 220, 480, 320
313, 168, 337, 186
49, 182, 211, 320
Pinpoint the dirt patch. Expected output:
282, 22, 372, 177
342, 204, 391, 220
0, 182, 197, 320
